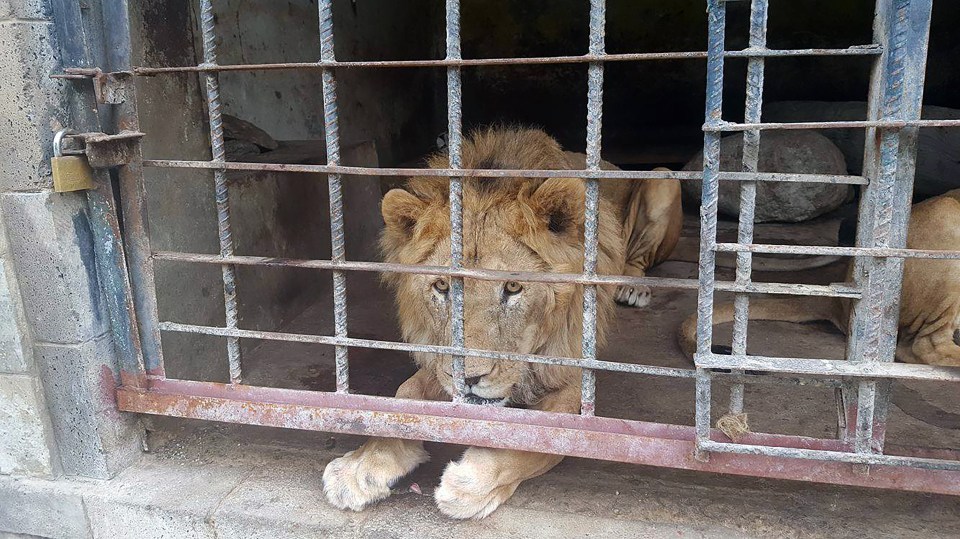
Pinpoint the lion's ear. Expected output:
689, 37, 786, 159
529, 178, 585, 237
381, 188, 426, 240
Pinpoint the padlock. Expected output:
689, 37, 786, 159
51, 129, 96, 193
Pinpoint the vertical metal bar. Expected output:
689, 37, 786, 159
579, 0, 605, 417
694, 0, 727, 456
446, 0, 466, 401
728, 0, 769, 416
847, 0, 928, 455
199, 0, 242, 384
319, 0, 350, 394
103, 0, 166, 377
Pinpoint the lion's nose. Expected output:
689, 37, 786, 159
465, 375, 483, 387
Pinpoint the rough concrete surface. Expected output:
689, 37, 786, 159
0, 374, 56, 477
34, 335, 142, 479
0, 18, 63, 193
0, 192, 109, 345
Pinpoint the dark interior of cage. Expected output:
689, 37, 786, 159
133, 1, 960, 448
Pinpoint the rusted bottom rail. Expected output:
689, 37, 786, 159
118, 378, 960, 496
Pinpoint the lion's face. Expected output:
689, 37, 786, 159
378, 128, 622, 407
393, 214, 573, 405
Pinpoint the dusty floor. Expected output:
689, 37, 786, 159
147, 212, 960, 537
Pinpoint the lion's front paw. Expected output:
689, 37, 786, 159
323, 443, 428, 511
615, 284, 651, 308
434, 459, 518, 520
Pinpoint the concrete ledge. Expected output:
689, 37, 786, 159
5, 421, 958, 539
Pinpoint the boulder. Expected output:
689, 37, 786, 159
682, 130, 853, 222
764, 101, 960, 198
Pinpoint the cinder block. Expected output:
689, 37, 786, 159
0, 374, 56, 476
1, 191, 110, 344
0, 20, 65, 192
0, 0, 51, 20
0, 475, 88, 539
0, 256, 30, 374
35, 335, 142, 479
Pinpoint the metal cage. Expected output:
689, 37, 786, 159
76, 0, 960, 495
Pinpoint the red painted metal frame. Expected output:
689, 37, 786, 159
117, 378, 960, 496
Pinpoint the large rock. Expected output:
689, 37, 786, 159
764, 101, 960, 198
682, 130, 853, 223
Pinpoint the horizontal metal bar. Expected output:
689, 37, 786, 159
715, 242, 960, 260
115, 379, 960, 495
699, 440, 960, 472
151, 252, 861, 298
132, 46, 882, 75
708, 119, 960, 131
696, 353, 960, 383
141, 159, 867, 184
160, 321, 697, 378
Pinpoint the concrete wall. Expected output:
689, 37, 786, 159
0, 0, 142, 480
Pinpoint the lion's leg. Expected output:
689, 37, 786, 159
616, 176, 682, 308
907, 325, 960, 367
323, 368, 445, 511
434, 383, 580, 519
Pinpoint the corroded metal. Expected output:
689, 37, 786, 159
132, 46, 883, 75
142, 158, 869, 184
199, 0, 242, 384
319, 0, 350, 394
116, 380, 960, 493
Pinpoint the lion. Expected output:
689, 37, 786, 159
322, 126, 682, 519
678, 188, 960, 366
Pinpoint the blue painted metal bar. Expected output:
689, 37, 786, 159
694, 0, 728, 456
728, 0, 769, 416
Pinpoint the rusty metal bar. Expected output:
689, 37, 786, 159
131, 46, 882, 75
695, 353, 960, 383
318, 0, 350, 394
198, 0, 241, 384
116, 378, 960, 491
141, 159, 868, 184
715, 242, 960, 260
698, 440, 960, 472
694, 0, 727, 458
150, 252, 862, 298
446, 0, 466, 402
707, 118, 960, 131
579, 0, 605, 418
160, 321, 696, 379
728, 0, 769, 416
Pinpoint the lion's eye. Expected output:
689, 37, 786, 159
504, 281, 523, 295
433, 278, 450, 294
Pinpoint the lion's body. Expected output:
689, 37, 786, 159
324, 126, 682, 519
679, 189, 960, 366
